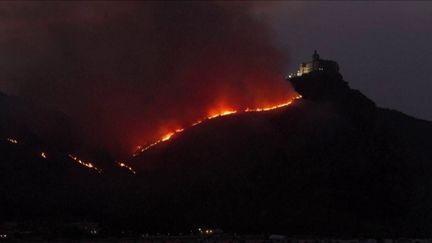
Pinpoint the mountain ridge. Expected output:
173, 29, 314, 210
1, 72, 432, 236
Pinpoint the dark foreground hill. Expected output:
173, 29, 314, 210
0, 92, 80, 150
1, 71, 432, 237
0, 92, 132, 226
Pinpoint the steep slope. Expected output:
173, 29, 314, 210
128, 72, 432, 236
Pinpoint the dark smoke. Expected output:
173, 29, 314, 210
0, 2, 294, 155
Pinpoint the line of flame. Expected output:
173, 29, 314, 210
68, 154, 102, 174
3, 95, 302, 175
133, 95, 302, 157
4, 138, 111, 175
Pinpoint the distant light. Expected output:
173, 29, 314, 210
7, 138, 18, 144
41, 152, 47, 159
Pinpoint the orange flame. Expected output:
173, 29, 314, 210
1, 95, 302, 176
133, 95, 302, 157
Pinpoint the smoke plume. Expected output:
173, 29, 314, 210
0, 2, 294, 155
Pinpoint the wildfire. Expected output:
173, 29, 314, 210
0, 95, 302, 176
133, 95, 302, 157
117, 161, 137, 174
6, 138, 18, 144
68, 154, 102, 174
2, 136, 112, 175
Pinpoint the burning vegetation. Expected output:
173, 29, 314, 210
0, 2, 294, 156
5, 137, 102, 174
0, 3, 305, 176
133, 95, 302, 157
1, 94, 301, 176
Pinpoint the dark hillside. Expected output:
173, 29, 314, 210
128, 72, 432, 236
1, 71, 432, 236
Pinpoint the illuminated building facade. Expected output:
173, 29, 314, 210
294, 50, 340, 77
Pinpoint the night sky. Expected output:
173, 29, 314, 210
0, 1, 430, 153
253, 1, 432, 121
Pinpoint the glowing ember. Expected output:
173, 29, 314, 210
6, 138, 18, 144
133, 95, 302, 157
40, 152, 47, 159
68, 154, 102, 174
117, 161, 137, 174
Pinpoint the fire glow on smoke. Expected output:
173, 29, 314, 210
0, 2, 296, 156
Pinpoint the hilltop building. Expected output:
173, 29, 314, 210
288, 50, 339, 78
